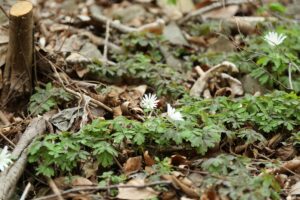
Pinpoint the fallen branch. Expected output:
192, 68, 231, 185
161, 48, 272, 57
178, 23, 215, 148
90, 5, 164, 34
190, 61, 238, 97
33, 180, 171, 200
0, 117, 47, 200
179, 0, 254, 24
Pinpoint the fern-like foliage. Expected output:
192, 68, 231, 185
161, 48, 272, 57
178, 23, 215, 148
29, 91, 300, 177
28, 83, 72, 115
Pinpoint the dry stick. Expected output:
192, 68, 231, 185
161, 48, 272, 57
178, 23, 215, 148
0, 117, 47, 200
79, 30, 123, 54
90, 5, 137, 33
0, 131, 15, 147
103, 20, 110, 67
47, 178, 64, 200
40, 19, 124, 54
20, 183, 32, 200
33, 180, 171, 200
90, 5, 164, 34
49, 61, 113, 113
179, 0, 254, 24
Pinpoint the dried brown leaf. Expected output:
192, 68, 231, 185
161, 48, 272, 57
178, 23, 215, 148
123, 156, 142, 175
144, 151, 155, 166
290, 181, 300, 196
117, 179, 159, 200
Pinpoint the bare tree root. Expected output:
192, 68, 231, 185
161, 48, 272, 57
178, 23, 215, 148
0, 117, 47, 200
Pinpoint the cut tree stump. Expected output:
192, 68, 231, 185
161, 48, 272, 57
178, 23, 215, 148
1, 1, 33, 111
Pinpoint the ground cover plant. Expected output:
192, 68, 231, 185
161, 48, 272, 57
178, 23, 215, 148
0, 0, 300, 200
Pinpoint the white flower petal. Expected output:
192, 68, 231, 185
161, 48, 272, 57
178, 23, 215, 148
264, 31, 286, 47
167, 104, 184, 121
140, 93, 159, 110
0, 146, 13, 172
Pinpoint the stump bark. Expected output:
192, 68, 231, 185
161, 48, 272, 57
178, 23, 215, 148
1, 1, 33, 111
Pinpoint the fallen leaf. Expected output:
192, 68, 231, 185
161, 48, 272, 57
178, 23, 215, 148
276, 144, 297, 161
202, 5, 239, 19
200, 186, 220, 200
113, 106, 123, 118
290, 181, 300, 196
72, 176, 94, 187
123, 156, 142, 175
50, 107, 83, 131
176, 0, 195, 13
117, 179, 159, 200
162, 173, 199, 198
82, 161, 98, 179
163, 22, 188, 46
144, 151, 155, 166
170, 154, 188, 166
54, 176, 93, 190
221, 73, 243, 96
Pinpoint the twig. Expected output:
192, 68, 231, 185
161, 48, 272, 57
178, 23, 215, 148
113, 156, 123, 170
33, 181, 171, 200
103, 20, 110, 66
0, 5, 9, 20
90, 5, 137, 33
47, 178, 64, 200
179, 0, 254, 24
20, 183, 32, 200
48, 61, 113, 113
0, 131, 15, 147
90, 5, 164, 34
40, 19, 124, 54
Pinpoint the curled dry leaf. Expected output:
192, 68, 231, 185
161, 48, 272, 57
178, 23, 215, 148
54, 176, 94, 190
170, 154, 188, 166
276, 144, 297, 161
162, 173, 199, 198
290, 181, 300, 197
190, 61, 239, 97
202, 5, 239, 19
200, 186, 220, 200
266, 159, 300, 174
123, 156, 142, 175
82, 161, 98, 179
113, 106, 123, 118
220, 73, 243, 96
144, 151, 155, 166
215, 87, 233, 97
117, 179, 159, 200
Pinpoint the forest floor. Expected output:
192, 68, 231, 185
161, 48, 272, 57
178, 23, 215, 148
0, 0, 300, 199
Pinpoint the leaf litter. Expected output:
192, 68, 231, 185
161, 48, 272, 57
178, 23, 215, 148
0, 0, 300, 200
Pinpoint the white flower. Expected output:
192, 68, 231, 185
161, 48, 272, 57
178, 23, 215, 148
0, 146, 12, 172
263, 32, 286, 47
140, 93, 159, 110
167, 104, 184, 121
